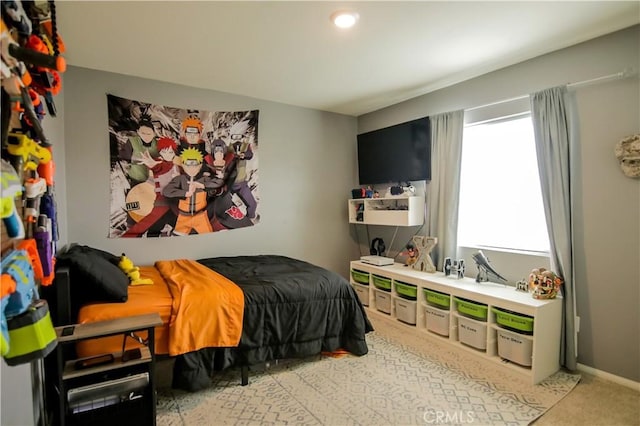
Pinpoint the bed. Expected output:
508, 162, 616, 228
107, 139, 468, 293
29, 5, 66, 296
48, 246, 373, 392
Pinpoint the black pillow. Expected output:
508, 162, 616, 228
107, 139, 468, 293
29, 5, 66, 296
56, 245, 129, 305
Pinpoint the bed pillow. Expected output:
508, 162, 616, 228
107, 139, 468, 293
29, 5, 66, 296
56, 245, 129, 304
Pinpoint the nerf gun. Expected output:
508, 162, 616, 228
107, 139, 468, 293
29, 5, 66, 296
34, 214, 54, 283
0, 274, 16, 355
37, 146, 54, 186
0, 12, 65, 72
1, 249, 57, 364
1, 0, 32, 36
1, 19, 51, 145
1, 159, 25, 239
6, 132, 51, 171
24, 176, 46, 235
1, 250, 37, 319
23, 34, 65, 116
34, 148, 58, 267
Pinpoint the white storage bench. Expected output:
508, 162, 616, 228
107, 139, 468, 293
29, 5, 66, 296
349, 260, 562, 384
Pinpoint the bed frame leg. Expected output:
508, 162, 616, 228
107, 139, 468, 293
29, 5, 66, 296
241, 366, 248, 386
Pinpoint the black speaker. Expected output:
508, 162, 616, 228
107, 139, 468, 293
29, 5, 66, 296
370, 238, 386, 256
390, 186, 403, 195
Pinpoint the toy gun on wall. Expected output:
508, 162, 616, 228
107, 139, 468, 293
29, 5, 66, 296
23, 176, 46, 235
1, 249, 57, 364
34, 214, 54, 283
6, 132, 51, 171
1, 18, 52, 145
22, 33, 65, 116
1, 158, 25, 239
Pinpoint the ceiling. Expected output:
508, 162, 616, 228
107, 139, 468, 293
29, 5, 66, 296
56, 1, 639, 116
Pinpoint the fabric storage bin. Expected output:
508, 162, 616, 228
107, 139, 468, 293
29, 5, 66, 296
375, 289, 391, 314
425, 305, 450, 336
492, 307, 534, 334
395, 298, 417, 325
351, 269, 370, 285
372, 275, 391, 292
497, 328, 533, 367
424, 289, 450, 310
457, 316, 487, 350
395, 281, 417, 300
352, 283, 369, 306
454, 297, 488, 321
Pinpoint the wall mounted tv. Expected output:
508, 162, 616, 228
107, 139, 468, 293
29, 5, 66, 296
357, 116, 431, 185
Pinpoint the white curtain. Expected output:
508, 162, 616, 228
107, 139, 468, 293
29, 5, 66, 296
426, 110, 464, 270
529, 86, 578, 371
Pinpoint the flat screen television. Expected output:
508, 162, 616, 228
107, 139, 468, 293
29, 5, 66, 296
357, 117, 431, 185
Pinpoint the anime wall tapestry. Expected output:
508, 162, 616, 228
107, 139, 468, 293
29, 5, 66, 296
107, 94, 259, 238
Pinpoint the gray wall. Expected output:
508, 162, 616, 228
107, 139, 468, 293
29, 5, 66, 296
60, 67, 357, 276
358, 25, 640, 382
2, 68, 357, 426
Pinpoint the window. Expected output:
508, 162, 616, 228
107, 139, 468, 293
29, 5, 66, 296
457, 114, 550, 253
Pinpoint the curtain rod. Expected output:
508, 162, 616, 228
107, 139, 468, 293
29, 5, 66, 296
465, 68, 636, 112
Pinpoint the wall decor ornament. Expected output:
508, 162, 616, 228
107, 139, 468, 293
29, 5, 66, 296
614, 134, 640, 178
107, 94, 259, 238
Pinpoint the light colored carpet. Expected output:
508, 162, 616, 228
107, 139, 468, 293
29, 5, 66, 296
156, 314, 580, 425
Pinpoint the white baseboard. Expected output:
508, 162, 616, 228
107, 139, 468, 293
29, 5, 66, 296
577, 363, 640, 391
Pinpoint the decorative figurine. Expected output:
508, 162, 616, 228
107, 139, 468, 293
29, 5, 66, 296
411, 236, 437, 273
365, 186, 374, 198
450, 259, 465, 279
443, 257, 452, 276
472, 250, 507, 283
403, 243, 417, 267
515, 279, 529, 292
528, 268, 563, 299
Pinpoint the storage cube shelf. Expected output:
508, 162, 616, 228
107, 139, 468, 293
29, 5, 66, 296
372, 275, 392, 291
395, 281, 417, 300
351, 269, 370, 285
353, 283, 369, 306
458, 316, 488, 350
374, 289, 392, 314
492, 307, 534, 334
425, 305, 450, 336
424, 289, 450, 310
348, 196, 425, 226
395, 298, 417, 325
349, 260, 562, 385
454, 297, 488, 321
497, 328, 533, 366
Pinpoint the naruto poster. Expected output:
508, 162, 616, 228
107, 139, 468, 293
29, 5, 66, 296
107, 94, 259, 238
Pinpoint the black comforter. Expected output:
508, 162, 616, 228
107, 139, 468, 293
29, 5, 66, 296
172, 255, 373, 391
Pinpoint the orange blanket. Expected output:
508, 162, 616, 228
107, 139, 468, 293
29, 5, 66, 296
76, 265, 173, 357
155, 259, 245, 356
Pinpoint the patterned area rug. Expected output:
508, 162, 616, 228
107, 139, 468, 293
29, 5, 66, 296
156, 314, 580, 425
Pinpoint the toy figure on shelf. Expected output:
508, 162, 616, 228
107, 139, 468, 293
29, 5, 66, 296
365, 186, 374, 198
403, 243, 417, 267
450, 259, 465, 279
411, 236, 437, 273
472, 250, 507, 283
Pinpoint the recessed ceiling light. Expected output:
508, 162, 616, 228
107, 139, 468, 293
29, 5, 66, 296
330, 10, 359, 29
